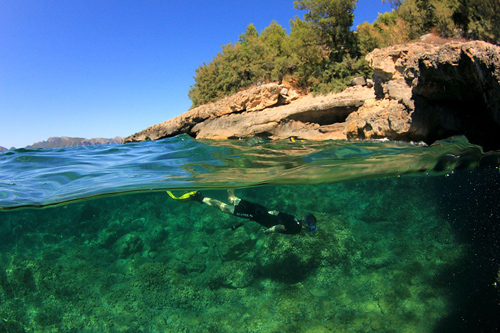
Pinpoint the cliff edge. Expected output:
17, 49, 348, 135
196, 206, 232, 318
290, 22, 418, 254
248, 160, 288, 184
124, 40, 500, 150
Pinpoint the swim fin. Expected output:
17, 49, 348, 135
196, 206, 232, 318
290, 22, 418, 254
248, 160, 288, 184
166, 190, 199, 201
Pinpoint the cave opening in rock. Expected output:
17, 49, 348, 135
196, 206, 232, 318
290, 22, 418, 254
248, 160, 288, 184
412, 96, 500, 151
286, 107, 358, 126
412, 52, 500, 151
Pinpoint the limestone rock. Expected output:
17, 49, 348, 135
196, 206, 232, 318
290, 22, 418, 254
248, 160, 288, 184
192, 86, 374, 141
363, 40, 500, 149
345, 99, 411, 140
124, 83, 285, 142
350, 76, 366, 86
125, 85, 375, 142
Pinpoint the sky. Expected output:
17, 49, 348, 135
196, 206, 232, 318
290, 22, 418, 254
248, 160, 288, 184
0, 0, 392, 148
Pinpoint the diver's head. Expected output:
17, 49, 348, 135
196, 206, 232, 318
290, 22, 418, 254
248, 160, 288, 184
302, 213, 317, 233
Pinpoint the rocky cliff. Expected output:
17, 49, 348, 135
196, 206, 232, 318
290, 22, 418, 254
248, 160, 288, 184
124, 40, 500, 150
347, 40, 500, 150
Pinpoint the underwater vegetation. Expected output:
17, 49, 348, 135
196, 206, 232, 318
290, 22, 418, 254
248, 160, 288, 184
0, 169, 498, 332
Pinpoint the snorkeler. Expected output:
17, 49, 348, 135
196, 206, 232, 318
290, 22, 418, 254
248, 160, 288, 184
167, 190, 317, 235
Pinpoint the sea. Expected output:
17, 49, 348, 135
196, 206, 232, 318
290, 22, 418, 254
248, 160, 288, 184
0, 134, 499, 332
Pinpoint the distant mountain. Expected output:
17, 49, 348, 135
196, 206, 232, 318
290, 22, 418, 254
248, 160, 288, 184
0, 146, 7, 152
24, 136, 123, 149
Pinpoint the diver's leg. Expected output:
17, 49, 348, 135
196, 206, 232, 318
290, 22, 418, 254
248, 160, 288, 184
202, 197, 235, 214
227, 189, 241, 205
263, 224, 286, 234
229, 190, 276, 216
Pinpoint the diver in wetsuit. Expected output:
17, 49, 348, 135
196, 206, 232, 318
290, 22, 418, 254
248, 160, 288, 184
170, 190, 317, 234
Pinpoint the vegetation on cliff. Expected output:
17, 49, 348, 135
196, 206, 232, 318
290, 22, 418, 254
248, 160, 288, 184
358, 0, 500, 54
189, 0, 499, 108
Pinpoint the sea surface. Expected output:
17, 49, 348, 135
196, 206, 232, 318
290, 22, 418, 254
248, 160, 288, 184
0, 135, 499, 332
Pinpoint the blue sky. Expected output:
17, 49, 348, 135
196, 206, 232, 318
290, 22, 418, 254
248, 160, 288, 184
0, 0, 392, 148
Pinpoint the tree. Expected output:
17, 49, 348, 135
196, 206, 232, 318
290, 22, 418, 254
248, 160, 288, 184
238, 23, 259, 44
387, 0, 499, 42
189, 0, 379, 107
287, 17, 325, 90
455, 0, 500, 43
357, 11, 410, 54
382, 0, 403, 8
188, 43, 247, 107
294, 0, 358, 61
260, 21, 293, 82
432, 0, 460, 37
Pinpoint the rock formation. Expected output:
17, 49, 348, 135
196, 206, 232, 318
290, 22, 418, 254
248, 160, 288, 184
124, 40, 500, 150
124, 83, 374, 142
347, 40, 500, 150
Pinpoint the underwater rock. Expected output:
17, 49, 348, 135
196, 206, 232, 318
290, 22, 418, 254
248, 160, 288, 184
172, 248, 206, 274
144, 218, 168, 244
208, 261, 256, 289
112, 233, 144, 258
218, 237, 257, 262
96, 219, 129, 249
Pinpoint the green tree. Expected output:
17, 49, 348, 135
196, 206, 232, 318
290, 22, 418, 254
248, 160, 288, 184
357, 11, 410, 54
386, 0, 465, 39
260, 21, 293, 82
382, 0, 402, 7
454, 0, 500, 43
238, 25, 266, 83
287, 17, 325, 90
385, 0, 499, 42
188, 42, 246, 107
189, 23, 292, 107
238, 23, 259, 43
294, 0, 358, 61
189, 0, 380, 107
433, 0, 460, 37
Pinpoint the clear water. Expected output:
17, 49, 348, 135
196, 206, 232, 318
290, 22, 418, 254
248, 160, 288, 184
0, 135, 499, 332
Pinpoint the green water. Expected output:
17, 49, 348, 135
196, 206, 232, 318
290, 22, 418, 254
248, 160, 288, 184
0, 174, 498, 332
0, 137, 499, 332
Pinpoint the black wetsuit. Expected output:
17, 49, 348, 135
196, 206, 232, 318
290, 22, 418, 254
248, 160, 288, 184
233, 199, 302, 234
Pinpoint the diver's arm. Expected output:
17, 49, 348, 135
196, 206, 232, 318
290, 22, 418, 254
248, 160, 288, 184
263, 224, 286, 234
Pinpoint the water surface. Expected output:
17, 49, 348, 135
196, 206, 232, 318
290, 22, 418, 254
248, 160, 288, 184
1, 135, 497, 209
